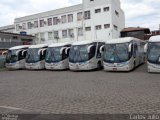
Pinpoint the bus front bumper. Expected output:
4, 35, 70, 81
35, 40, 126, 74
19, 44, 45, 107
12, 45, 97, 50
45, 62, 68, 70
69, 62, 95, 71
103, 62, 131, 71
147, 62, 160, 73
6, 62, 21, 69
25, 62, 44, 70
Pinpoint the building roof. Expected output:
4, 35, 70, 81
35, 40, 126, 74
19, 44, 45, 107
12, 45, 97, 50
0, 42, 22, 49
149, 35, 160, 42
121, 27, 150, 33
0, 25, 15, 31
0, 31, 34, 38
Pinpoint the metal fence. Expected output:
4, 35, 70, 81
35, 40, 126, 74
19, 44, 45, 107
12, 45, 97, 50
0, 55, 5, 68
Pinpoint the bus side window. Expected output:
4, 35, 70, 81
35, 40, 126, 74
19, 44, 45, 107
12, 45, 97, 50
133, 43, 138, 57
62, 49, 68, 60
18, 51, 24, 60
89, 45, 96, 58
96, 42, 104, 58
40, 50, 46, 60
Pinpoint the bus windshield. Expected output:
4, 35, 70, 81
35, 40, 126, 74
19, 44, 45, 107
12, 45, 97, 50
148, 42, 160, 63
6, 50, 18, 63
104, 43, 129, 63
69, 43, 96, 63
26, 48, 40, 63
45, 47, 62, 63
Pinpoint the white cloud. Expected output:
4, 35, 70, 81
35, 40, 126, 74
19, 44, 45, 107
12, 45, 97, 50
0, 0, 159, 30
121, 0, 160, 30
0, 0, 72, 26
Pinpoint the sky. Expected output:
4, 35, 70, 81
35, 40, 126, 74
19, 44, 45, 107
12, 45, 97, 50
0, 0, 159, 30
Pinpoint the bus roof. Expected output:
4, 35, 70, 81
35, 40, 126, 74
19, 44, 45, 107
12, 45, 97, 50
72, 40, 104, 46
105, 37, 144, 44
29, 44, 48, 49
48, 42, 71, 47
9, 45, 30, 50
149, 35, 160, 42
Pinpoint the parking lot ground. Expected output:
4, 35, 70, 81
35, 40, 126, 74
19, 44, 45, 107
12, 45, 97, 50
0, 64, 160, 114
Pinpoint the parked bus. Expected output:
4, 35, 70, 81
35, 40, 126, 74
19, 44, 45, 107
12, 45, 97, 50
5, 45, 29, 69
144, 35, 160, 73
25, 44, 48, 70
103, 37, 145, 71
45, 42, 71, 70
69, 40, 105, 71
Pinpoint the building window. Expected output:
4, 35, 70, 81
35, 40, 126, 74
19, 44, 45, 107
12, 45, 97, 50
40, 33, 45, 40
104, 24, 110, 29
27, 22, 32, 29
68, 29, 74, 37
47, 18, 52, 26
95, 25, 102, 30
95, 9, 101, 13
84, 11, 91, 20
34, 21, 38, 28
62, 30, 67, 38
78, 28, 83, 36
85, 27, 91, 31
54, 31, 59, 39
104, 7, 109, 12
53, 17, 58, 25
22, 23, 26, 30
35, 34, 39, 38
68, 14, 73, 22
77, 12, 83, 21
115, 10, 119, 17
16, 24, 19, 31
61, 15, 67, 24
48, 32, 53, 39
114, 25, 118, 30
40, 20, 45, 27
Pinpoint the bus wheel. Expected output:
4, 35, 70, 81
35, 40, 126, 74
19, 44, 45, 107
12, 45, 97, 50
97, 62, 102, 70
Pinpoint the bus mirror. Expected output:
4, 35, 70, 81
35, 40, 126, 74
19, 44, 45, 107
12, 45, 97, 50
100, 45, 104, 53
144, 43, 148, 53
22, 50, 27, 56
128, 43, 132, 52
65, 47, 70, 54
87, 45, 94, 53
16, 50, 22, 56
2, 51, 8, 55
38, 49, 43, 55
60, 47, 67, 54
42, 49, 46, 56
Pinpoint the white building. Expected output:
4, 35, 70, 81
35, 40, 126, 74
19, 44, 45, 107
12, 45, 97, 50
0, 25, 15, 33
14, 0, 125, 44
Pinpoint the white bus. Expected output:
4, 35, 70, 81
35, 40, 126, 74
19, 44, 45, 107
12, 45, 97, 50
144, 35, 160, 73
25, 44, 48, 70
5, 45, 29, 69
103, 37, 145, 71
45, 42, 71, 70
69, 40, 105, 71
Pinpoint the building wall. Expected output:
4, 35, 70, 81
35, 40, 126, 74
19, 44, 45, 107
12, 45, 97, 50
0, 25, 15, 33
14, 0, 125, 44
